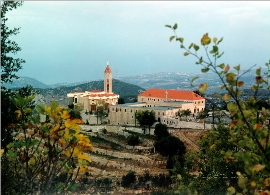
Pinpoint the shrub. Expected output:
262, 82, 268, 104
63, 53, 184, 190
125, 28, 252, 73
127, 135, 141, 146
122, 171, 136, 188
154, 123, 170, 140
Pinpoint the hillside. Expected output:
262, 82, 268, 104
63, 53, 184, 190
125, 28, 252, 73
2, 76, 50, 89
36, 79, 145, 106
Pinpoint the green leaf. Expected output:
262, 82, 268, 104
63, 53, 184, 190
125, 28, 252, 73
7, 142, 14, 149
218, 63, 225, 69
201, 68, 209, 73
234, 64, 240, 71
184, 52, 189, 56
217, 51, 224, 58
56, 147, 62, 153
210, 45, 218, 54
227, 102, 237, 111
169, 36, 175, 42
256, 68, 261, 76
179, 37, 184, 43
239, 140, 247, 147
40, 125, 50, 133
30, 139, 40, 147
214, 93, 221, 98
191, 76, 199, 83
165, 24, 172, 28
220, 85, 225, 89
217, 37, 223, 45
173, 23, 177, 30
227, 186, 235, 195
199, 57, 203, 64
222, 94, 231, 101
70, 183, 77, 191
193, 44, 200, 51
188, 43, 193, 49
180, 45, 185, 48
238, 177, 248, 190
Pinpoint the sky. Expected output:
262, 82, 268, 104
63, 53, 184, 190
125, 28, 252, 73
5, 1, 270, 85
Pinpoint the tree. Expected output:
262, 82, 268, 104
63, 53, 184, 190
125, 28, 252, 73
154, 136, 186, 157
176, 109, 184, 121
69, 109, 82, 119
96, 100, 108, 124
172, 125, 244, 194
1, 97, 93, 194
1, 1, 25, 84
166, 23, 270, 194
182, 109, 191, 121
1, 1, 27, 150
1, 85, 39, 150
121, 171, 136, 188
135, 110, 156, 134
154, 123, 170, 140
196, 109, 209, 129
127, 135, 141, 146
118, 97, 125, 104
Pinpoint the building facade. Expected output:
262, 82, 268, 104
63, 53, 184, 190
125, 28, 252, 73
67, 62, 119, 112
109, 88, 205, 127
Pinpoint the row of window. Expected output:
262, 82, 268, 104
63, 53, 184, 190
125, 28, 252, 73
194, 101, 204, 104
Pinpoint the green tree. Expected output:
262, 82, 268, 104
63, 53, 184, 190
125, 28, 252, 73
96, 100, 108, 124
166, 23, 270, 194
154, 123, 170, 140
154, 136, 186, 158
136, 110, 156, 134
127, 135, 141, 146
172, 125, 244, 195
182, 109, 191, 121
1, 85, 39, 150
176, 109, 184, 121
1, 1, 27, 150
118, 97, 125, 104
1, 97, 93, 194
1, 1, 25, 84
121, 171, 136, 188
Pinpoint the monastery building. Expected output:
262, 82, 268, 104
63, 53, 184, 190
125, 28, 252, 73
67, 62, 119, 112
109, 88, 205, 127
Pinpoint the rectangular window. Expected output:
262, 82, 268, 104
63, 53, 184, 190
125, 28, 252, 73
75, 98, 77, 103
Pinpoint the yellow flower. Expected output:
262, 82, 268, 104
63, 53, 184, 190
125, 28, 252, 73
1, 149, 4, 157
60, 110, 70, 119
78, 152, 92, 163
15, 110, 22, 119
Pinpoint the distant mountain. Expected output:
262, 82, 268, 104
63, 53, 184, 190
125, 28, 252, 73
2, 76, 91, 89
2, 76, 49, 89
37, 79, 145, 106
116, 69, 267, 94
4, 68, 268, 105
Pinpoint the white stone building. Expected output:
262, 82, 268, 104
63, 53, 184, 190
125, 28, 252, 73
109, 88, 205, 127
67, 62, 119, 112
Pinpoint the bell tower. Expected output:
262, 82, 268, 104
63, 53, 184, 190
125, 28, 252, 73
104, 61, 112, 93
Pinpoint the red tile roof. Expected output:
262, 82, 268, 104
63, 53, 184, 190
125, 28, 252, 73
83, 93, 118, 98
88, 90, 103, 93
138, 88, 204, 101
104, 65, 112, 73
